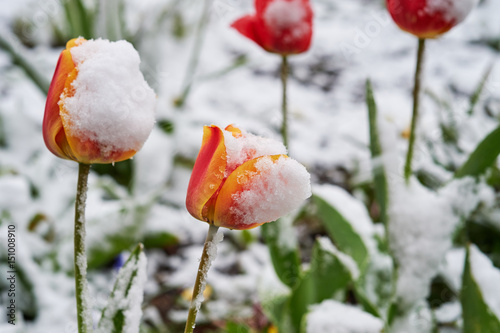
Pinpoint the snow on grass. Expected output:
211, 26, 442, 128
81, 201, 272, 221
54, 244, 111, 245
98, 249, 148, 333
305, 299, 384, 333
388, 177, 456, 310
312, 184, 376, 248
469, 244, 500, 319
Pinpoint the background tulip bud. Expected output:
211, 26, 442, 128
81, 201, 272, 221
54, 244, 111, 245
43, 38, 156, 164
386, 0, 478, 39
231, 0, 313, 55
186, 125, 311, 230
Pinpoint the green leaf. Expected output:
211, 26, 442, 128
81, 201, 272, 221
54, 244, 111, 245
225, 322, 251, 333
262, 218, 301, 288
461, 245, 500, 333
98, 244, 147, 333
312, 194, 369, 273
309, 238, 353, 303
286, 238, 356, 331
468, 62, 494, 116
287, 271, 314, 332
261, 293, 291, 333
365, 79, 388, 225
455, 125, 500, 178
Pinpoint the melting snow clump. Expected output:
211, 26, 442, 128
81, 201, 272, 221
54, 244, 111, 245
230, 155, 311, 225
222, 127, 287, 176
388, 178, 457, 310
264, 0, 310, 39
426, 0, 479, 22
61, 38, 156, 155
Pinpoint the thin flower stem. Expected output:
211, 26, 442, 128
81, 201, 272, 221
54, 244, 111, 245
175, 0, 213, 108
184, 224, 220, 333
74, 163, 92, 333
404, 38, 426, 183
281, 55, 289, 149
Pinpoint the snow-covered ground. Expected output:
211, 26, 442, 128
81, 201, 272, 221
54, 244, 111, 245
1, 0, 500, 332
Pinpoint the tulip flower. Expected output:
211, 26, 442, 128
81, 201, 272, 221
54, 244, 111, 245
43, 37, 155, 333
386, 0, 478, 39
385, 0, 477, 182
43, 37, 156, 164
184, 125, 311, 333
231, 0, 313, 56
231, 0, 314, 149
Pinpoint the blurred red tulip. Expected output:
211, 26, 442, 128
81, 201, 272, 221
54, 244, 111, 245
186, 125, 311, 230
386, 0, 478, 39
231, 0, 313, 55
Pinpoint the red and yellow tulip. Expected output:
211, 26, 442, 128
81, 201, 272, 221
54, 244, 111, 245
43, 38, 147, 164
386, 0, 478, 39
186, 125, 311, 230
231, 0, 313, 55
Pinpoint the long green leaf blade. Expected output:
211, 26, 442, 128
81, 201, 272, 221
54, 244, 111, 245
455, 125, 500, 178
461, 245, 500, 333
366, 79, 388, 224
98, 243, 147, 333
262, 217, 301, 288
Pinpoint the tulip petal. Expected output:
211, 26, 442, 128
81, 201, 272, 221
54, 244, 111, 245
186, 126, 227, 222
224, 124, 242, 138
43, 48, 77, 160
43, 38, 86, 161
231, 15, 267, 51
213, 154, 311, 230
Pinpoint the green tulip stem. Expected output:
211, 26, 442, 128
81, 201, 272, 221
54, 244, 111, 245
184, 224, 220, 333
74, 163, 92, 333
281, 55, 289, 150
404, 38, 426, 183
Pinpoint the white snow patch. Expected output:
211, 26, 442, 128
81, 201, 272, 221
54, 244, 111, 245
61, 38, 156, 155
229, 155, 311, 225
440, 248, 466, 292
426, 0, 478, 23
263, 0, 311, 40
434, 301, 461, 324
388, 177, 457, 310
305, 300, 384, 333
378, 117, 459, 310
222, 126, 287, 176
469, 245, 500, 319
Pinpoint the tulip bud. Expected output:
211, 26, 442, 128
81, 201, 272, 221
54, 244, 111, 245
186, 125, 311, 230
386, 0, 478, 39
43, 38, 156, 164
231, 0, 313, 55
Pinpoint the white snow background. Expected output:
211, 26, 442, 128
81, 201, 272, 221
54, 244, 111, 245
1, 0, 500, 332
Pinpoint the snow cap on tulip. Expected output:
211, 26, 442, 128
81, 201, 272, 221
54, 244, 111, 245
186, 125, 311, 230
231, 0, 313, 55
386, 0, 478, 39
43, 37, 156, 164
